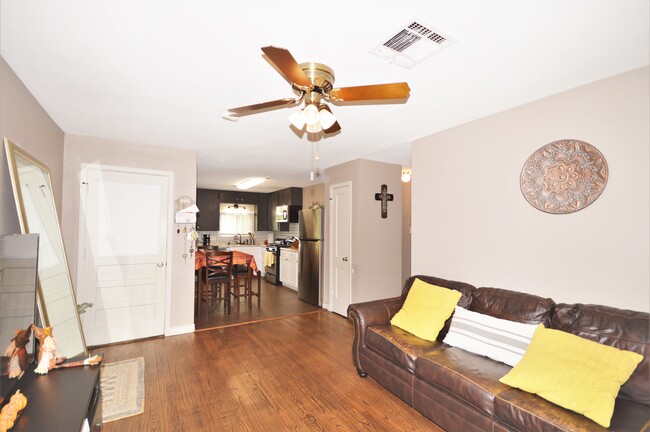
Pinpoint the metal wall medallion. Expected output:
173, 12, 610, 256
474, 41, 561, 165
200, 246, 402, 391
520, 139, 608, 214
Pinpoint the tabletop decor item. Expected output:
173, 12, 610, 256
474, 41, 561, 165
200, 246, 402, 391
520, 139, 608, 214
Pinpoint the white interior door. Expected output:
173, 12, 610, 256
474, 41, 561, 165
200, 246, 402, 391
330, 182, 352, 316
78, 165, 169, 346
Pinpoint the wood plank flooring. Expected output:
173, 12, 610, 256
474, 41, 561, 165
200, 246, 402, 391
94, 311, 443, 431
195, 279, 321, 330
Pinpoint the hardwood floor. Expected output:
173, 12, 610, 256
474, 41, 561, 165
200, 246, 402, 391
94, 311, 442, 431
195, 278, 321, 330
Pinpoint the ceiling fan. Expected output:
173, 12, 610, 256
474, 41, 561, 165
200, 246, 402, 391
226, 46, 411, 135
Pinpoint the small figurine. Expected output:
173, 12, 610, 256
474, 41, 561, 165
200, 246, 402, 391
31, 325, 65, 374
3, 326, 31, 379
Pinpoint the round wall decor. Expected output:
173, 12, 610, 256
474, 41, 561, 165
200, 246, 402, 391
520, 139, 608, 214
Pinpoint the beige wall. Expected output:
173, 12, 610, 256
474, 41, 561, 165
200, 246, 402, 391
401, 180, 411, 284
62, 134, 197, 333
412, 66, 650, 312
302, 183, 325, 209
324, 159, 403, 307
0, 56, 65, 234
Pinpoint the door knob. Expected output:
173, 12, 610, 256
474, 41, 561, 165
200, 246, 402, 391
342, 257, 348, 262
157, 262, 165, 267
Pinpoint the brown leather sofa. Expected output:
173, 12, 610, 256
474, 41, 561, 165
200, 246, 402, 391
347, 275, 650, 431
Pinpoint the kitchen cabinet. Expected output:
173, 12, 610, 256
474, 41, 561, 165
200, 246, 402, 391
228, 245, 265, 276
268, 191, 279, 230
277, 187, 303, 207
197, 187, 303, 233
256, 192, 270, 231
219, 190, 258, 204
196, 188, 220, 231
280, 248, 299, 290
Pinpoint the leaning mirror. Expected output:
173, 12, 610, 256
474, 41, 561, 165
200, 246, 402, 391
3, 138, 87, 358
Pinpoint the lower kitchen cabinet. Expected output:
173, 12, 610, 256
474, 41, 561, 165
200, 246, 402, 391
280, 248, 298, 290
227, 245, 265, 276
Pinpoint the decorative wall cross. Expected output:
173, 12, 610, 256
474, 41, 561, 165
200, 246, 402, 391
374, 184, 394, 219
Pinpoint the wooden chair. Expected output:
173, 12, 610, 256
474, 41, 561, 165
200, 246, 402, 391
202, 250, 233, 316
246, 269, 261, 308
231, 263, 251, 310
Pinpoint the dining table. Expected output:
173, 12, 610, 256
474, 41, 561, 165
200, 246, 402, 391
194, 249, 261, 315
194, 249, 259, 273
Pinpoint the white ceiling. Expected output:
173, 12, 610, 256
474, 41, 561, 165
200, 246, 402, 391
1, 1, 648, 192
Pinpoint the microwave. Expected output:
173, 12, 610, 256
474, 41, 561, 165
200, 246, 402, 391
275, 205, 289, 222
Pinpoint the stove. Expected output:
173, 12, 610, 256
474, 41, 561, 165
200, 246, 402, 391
264, 240, 284, 285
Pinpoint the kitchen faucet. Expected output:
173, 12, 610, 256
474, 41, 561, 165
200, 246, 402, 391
233, 234, 242, 244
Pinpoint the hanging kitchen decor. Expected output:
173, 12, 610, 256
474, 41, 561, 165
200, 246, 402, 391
520, 139, 608, 214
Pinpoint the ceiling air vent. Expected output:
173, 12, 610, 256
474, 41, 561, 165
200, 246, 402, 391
370, 20, 455, 69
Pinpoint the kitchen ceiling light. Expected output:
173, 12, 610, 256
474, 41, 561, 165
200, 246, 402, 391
401, 168, 412, 183
288, 110, 306, 129
236, 177, 266, 190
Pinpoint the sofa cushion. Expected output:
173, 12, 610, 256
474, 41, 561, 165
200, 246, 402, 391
391, 279, 462, 341
415, 347, 512, 417
365, 324, 444, 372
444, 306, 538, 366
472, 287, 555, 326
499, 325, 643, 428
402, 275, 475, 307
551, 303, 650, 406
495, 388, 649, 432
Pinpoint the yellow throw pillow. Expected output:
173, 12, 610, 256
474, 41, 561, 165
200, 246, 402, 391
390, 279, 462, 342
499, 325, 643, 428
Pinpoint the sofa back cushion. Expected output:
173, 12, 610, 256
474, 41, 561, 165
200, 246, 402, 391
471, 287, 555, 326
551, 303, 650, 406
402, 275, 476, 341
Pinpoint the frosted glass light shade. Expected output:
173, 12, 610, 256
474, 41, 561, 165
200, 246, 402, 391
318, 108, 336, 129
304, 104, 319, 125
289, 110, 306, 129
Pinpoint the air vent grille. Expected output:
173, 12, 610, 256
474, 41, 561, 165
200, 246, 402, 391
371, 19, 455, 69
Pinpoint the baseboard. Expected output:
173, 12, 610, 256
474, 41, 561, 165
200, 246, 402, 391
322, 302, 331, 311
165, 324, 195, 336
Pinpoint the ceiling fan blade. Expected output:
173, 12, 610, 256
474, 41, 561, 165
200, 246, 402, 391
261, 46, 312, 89
227, 97, 300, 116
329, 82, 410, 102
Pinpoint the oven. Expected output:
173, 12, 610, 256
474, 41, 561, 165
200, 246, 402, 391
264, 244, 282, 285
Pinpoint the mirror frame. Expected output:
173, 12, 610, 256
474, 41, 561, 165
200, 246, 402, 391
3, 138, 88, 357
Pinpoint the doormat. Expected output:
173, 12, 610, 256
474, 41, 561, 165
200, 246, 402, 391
100, 357, 145, 423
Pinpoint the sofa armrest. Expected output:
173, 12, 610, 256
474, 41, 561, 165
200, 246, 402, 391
347, 297, 403, 377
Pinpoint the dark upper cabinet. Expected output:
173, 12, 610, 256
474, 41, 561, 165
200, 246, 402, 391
218, 190, 258, 204
197, 187, 303, 232
256, 192, 270, 231
268, 191, 279, 231
277, 187, 302, 207
196, 189, 220, 231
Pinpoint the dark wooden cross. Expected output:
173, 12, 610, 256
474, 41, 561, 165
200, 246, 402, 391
374, 184, 394, 219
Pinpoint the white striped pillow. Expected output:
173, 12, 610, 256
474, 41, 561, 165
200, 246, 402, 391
444, 306, 539, 367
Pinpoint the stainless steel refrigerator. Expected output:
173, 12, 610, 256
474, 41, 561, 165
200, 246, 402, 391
298, 208, 323, 306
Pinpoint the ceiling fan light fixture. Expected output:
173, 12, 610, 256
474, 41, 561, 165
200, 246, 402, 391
303, 103, 320, 126
306, 122, 323, 133
318, 107, 337, 129
289, 109, 306, 129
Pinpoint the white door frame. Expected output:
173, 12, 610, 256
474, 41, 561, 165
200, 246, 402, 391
76, 163, 174, 339
328, 181, 352, 313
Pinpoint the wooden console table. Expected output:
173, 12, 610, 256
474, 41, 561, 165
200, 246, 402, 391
9, 360, 102, 431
